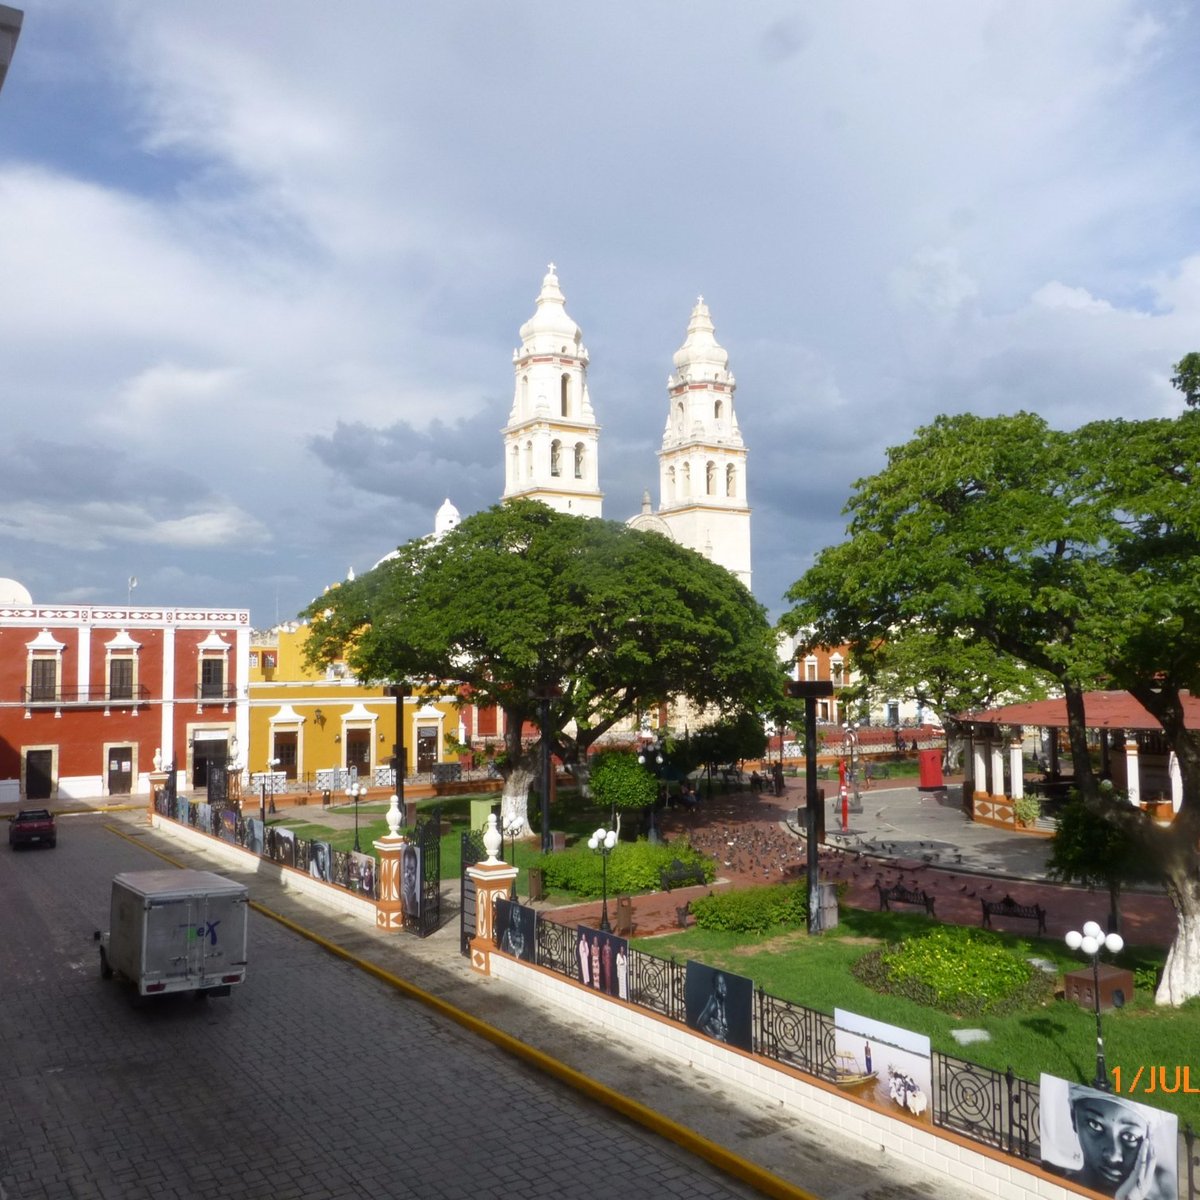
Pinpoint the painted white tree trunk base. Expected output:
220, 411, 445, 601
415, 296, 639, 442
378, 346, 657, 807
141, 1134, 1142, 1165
501, 766, 536, 840
1156, 900, 1200, 1006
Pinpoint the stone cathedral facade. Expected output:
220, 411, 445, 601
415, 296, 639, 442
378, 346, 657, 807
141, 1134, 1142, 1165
500, 266, 752, 592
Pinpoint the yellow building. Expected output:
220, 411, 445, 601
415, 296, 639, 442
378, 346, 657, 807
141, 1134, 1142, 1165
247, 624, 463, 794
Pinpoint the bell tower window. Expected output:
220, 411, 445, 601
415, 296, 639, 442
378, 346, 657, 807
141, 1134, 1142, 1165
574, 443, 585, 479
706, 461, 716, 495
560, 374, 571, 417
726, 463, 736, 497
550, 440, 562, 477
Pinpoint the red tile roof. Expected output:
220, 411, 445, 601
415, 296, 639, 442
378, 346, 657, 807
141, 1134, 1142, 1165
964, 690, 1200, 731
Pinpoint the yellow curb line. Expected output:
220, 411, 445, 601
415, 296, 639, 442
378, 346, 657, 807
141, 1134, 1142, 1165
104, 823, 818, 1200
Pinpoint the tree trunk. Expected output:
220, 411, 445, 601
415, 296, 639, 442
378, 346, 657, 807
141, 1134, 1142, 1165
500, 764, 536, 839
1156, 866, 1200, 1005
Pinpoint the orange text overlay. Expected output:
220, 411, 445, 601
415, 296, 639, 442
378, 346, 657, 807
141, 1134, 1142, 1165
1111, 1066, 1200, 1095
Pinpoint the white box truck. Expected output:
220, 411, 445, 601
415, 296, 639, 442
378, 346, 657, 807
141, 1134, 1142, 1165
98, 869, 249, 998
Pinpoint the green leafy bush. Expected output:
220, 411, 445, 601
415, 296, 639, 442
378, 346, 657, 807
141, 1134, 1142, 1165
852, 925, 1053, 1018
532, 840, 712, 898
590, 750, 658, 813
690, 883, 808, 934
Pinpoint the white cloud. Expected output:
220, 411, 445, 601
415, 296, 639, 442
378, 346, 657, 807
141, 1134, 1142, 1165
2, 1, 1199, 618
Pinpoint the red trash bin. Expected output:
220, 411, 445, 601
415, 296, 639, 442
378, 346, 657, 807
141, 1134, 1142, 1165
918, 748, 944, 790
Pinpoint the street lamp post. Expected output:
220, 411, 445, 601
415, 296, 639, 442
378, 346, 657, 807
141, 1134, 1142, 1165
260, 757, 281, 826
843, 723, 860, 803
1065, 920, 1125, 1091
502, 811, 524, 899
267, 757, 280, 814
346, 781, 368, 853
786, 681, 835, 935
637, 735, 665, 844
588, 825, 618, 933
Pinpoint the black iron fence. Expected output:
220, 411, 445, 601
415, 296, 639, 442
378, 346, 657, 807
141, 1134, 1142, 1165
153, 788, 377, 898
491, 904, 1198, 1199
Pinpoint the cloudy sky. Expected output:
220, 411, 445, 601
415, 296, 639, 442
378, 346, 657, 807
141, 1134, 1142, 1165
1, 1, 1197, 628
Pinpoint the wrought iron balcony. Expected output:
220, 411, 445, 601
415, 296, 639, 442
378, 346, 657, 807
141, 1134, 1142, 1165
21, 684, 151, 706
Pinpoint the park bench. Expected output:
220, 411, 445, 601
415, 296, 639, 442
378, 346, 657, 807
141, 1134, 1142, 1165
876, 882, 936, 916
659, 859, 707, 892
980, 894, 1047, 935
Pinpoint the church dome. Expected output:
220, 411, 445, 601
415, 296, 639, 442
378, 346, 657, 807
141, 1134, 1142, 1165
672, 297, 730, 383
0, 577, 32, 605
434, 498, 461, 538
518, 264, 584, 355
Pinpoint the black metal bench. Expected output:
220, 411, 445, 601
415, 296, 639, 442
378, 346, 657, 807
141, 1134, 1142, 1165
876, 882, 936, 916
981, 894, 1047, 935
659, 859, 707, 891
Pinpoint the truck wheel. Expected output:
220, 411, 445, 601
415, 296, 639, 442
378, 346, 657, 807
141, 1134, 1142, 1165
99, 947, 113, 980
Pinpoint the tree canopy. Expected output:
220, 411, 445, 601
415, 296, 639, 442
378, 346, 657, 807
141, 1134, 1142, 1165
781, 405, 1200, 1003
302, 500, 784, 828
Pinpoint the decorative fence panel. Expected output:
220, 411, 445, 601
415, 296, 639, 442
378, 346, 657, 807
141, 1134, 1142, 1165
756, 990, 836, 1082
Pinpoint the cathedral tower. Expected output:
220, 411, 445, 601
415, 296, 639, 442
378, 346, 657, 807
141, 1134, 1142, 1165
650, 298, 751, 589
501, 265, 603, 517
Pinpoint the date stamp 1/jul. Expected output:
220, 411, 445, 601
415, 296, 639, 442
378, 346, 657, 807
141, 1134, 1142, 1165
1112, 1066, 1200, 1095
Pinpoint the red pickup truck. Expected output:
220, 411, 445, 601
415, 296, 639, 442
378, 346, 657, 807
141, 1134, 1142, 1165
8, 808, 57, 849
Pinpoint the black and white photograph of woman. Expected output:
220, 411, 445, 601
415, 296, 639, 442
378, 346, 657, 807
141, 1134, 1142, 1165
684, 961, 753, 1051
497, 899, 536, 962
1040, 1075, 1178, 1200
401, 843, 422, 918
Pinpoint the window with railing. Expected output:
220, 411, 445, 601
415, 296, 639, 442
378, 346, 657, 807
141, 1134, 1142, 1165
29, 658, 57, 702
109, 658, 134, 701
200, 657, 225, 699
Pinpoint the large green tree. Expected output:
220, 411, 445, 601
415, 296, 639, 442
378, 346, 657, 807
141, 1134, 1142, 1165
782, 407, 1200, 1004
302, 500, 783, 835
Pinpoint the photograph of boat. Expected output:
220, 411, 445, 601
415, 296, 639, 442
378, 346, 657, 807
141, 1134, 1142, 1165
834, 1051, 879, 1092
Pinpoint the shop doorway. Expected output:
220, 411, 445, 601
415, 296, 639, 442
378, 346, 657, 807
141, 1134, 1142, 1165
107, 746, 133, 795
25, 749, 53, 800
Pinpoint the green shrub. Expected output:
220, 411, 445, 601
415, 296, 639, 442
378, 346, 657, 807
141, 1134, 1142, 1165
590, 750, 658, 813
532, 840, 712, 898
853, 925, 1053, 1018
690, 883, 808, 934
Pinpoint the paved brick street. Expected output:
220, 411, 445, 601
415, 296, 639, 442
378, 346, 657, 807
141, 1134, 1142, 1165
0, 816, 762, 1200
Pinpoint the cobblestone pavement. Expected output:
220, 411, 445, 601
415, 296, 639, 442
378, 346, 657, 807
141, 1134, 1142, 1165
0, 817, 762, 1200
1, 809, 993, 1200
4, 785, 1177, 1200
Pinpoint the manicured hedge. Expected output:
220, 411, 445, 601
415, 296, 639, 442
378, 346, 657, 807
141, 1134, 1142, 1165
532, 839, 713, 898
689, 882, 808, 933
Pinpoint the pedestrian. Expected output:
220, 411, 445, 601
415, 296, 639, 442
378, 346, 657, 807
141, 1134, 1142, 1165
772, 762, 784, 796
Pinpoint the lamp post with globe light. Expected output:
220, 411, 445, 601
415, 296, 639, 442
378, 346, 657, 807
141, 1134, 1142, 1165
346, 781, 368, 853
588, 826, 618, 933
637, 735, 665, 844
1065, 920, 1125, 1091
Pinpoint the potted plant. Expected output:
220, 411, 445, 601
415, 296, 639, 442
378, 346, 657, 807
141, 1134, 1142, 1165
1012, 794, 1041, 829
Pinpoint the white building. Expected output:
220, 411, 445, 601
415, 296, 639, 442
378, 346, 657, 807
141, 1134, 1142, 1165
501, 265, 603, 518
629, 298, 751, 590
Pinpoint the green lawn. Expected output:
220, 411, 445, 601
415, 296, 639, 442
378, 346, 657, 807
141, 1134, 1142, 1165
639, 908, 1200, 1129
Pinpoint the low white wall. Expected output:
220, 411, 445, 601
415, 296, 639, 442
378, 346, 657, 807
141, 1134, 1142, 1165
489, 954, 1077, 1200
149, 813, 377, 923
